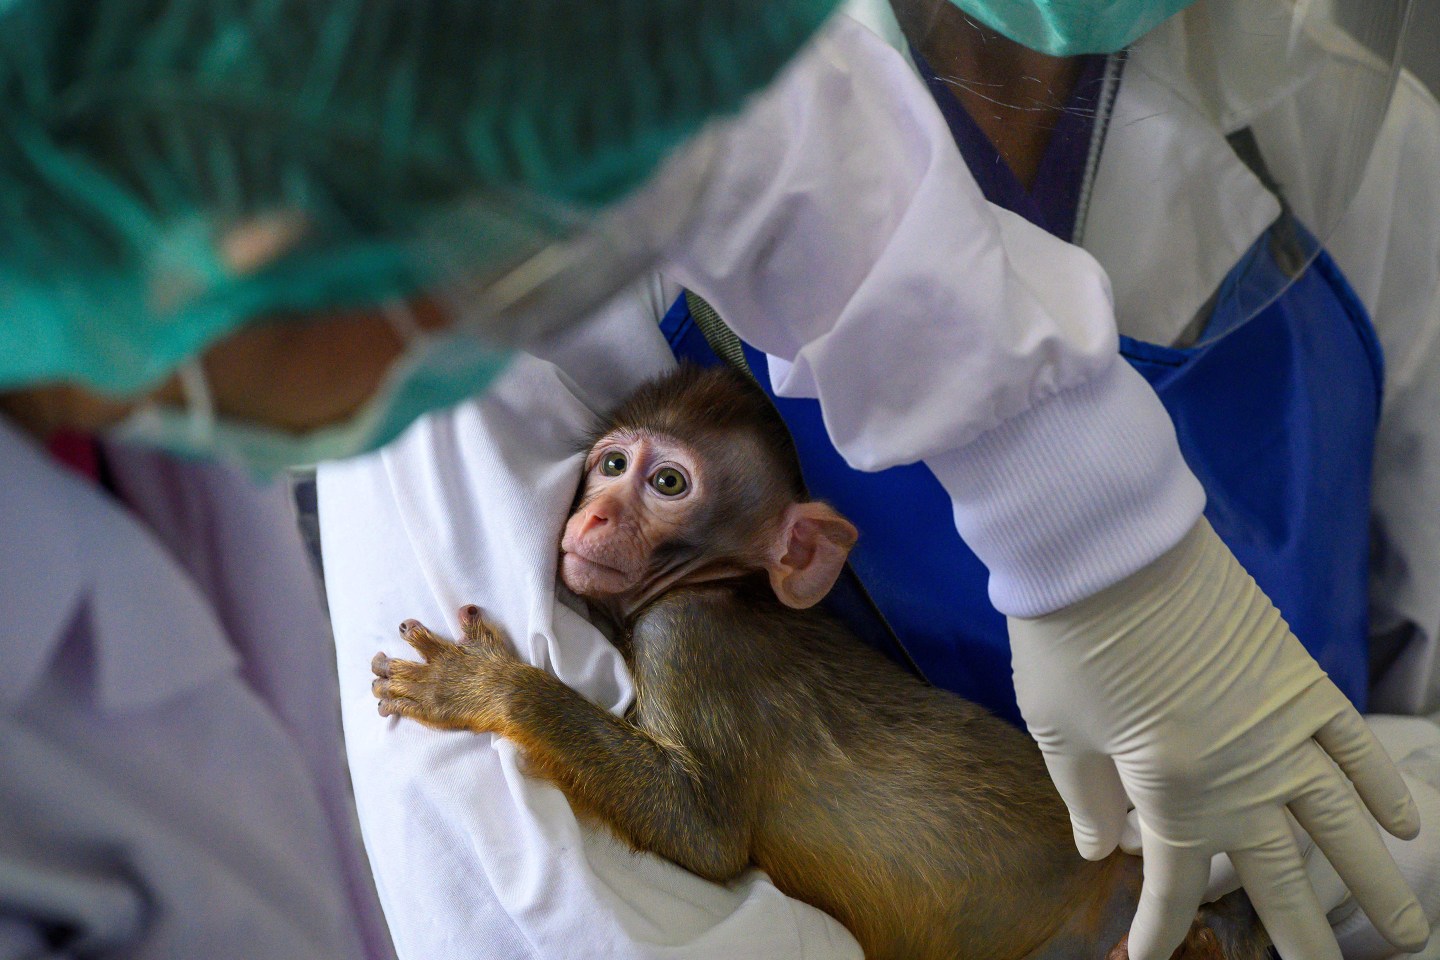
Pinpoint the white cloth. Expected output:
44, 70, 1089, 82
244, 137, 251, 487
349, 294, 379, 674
0, 418, 390, 958
320, 280, 863, 960
323, 0, 1440, 957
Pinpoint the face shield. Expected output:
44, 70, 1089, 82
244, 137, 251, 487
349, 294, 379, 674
0, 0, 839, 408
899, 0, 1414, 347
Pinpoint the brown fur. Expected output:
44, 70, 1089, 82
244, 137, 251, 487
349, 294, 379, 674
372, 366, 1269, 960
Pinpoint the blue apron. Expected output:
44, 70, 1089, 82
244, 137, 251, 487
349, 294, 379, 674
661, 55, 1381, 725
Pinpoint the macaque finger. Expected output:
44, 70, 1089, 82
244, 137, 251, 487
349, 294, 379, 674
458, 604, 514, 659
399, 618, 449, 659
371, 651, 392, 677
372, 676, 414, 701
372, 666, 425, 702
373, 678, 431, 724
375, 656, 426, 680
458, 604, 489, 644
377, 696, 417, 719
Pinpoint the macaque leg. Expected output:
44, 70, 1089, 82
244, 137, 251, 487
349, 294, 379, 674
372, 605, 751, 882
1092, 885, 1267, 960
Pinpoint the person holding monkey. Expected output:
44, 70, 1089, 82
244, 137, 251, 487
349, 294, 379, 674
1, 0, 1438, 959
0, 0, 840, 955
331, 1, 1440, 959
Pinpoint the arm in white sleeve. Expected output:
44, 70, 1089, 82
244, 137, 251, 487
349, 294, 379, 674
662, 13, 1204, 616
661, 20, 1426, 960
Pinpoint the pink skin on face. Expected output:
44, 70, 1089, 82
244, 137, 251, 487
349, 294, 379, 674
560, 431, 698, 605
558, 549, 633, 598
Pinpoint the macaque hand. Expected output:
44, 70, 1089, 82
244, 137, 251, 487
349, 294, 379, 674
371, 604, 521, 733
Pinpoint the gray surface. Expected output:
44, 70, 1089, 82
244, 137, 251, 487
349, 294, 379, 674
1404, 0, 1440, 98
1337, 0, 1440, 98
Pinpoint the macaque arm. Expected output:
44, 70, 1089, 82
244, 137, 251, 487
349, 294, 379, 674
506, 672, 755, 881
372, 607, 752, 882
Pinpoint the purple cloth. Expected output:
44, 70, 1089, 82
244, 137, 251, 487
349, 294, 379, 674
913, 47, 1110, 242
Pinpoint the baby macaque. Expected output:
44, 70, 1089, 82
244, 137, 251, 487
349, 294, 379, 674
371, 365, 1265, 960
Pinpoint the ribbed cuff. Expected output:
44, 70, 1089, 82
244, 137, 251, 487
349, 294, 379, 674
928, 360, 1205, 617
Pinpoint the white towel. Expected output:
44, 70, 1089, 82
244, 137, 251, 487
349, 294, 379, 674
317, 277, 862, 960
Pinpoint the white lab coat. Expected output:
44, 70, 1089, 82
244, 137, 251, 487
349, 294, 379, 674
1326, 70, 1440, 713
1074, 1, 1440, 712
0, 417, 392, 960
320, 1, 1440, 957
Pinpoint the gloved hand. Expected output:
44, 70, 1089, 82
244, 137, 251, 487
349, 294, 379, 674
1008, 517, 1429, 960
1124, 807, 1365, 938
1124, 744, 1440, 960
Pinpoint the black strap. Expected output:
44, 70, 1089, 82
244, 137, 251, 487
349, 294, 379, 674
1225, 127, 1309, 279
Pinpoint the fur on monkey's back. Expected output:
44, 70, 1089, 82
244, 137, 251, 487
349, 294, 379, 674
627, 578, 1113, 960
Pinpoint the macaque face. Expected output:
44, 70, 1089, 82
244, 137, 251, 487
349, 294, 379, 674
560, 428, 708, 603
558, 368, 854, 615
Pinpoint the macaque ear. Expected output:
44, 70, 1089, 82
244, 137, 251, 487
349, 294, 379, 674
767, 502, 858, 609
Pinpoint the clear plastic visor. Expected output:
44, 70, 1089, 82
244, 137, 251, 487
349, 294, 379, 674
424, 131, 721, 352
896, 0, 1414, 346
1185, 0, 1413, 343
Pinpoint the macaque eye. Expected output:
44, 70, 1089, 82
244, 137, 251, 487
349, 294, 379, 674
600, 453, 628, 477
651, 467, 689, 497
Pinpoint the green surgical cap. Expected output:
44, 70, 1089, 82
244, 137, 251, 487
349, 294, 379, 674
0, 0, 840, 394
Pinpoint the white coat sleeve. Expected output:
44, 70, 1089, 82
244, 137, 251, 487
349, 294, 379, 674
319, 277, 864, 960
1325, 70, 1440, 715
661, 13, 1205, 616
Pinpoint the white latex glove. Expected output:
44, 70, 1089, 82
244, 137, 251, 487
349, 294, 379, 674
1008, 517, 1429, 960
1124, 729, 1440, 960
1122, 809, 1355, 917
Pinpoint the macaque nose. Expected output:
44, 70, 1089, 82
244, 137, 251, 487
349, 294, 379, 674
577, 501, 616, 537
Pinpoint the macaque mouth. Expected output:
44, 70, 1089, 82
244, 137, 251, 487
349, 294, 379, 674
559, 546, 626, 574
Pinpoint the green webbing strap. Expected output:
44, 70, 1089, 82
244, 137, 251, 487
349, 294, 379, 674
684, 290, 754, 379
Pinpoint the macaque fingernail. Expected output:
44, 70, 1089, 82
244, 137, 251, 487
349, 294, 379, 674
462, 604, 480, 619
400, 619, 419, 635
